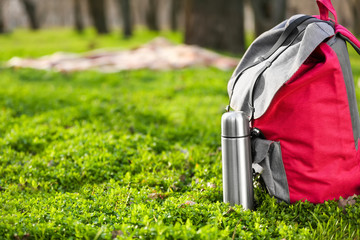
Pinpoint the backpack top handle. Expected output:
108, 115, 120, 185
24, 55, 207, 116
316, 0, 338, 23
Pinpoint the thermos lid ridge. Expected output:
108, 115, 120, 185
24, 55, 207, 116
221, 111, 250, 138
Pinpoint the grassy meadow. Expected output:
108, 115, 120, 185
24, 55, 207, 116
0, 28, 360, 239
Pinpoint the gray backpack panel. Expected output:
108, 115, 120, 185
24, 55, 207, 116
228, 15, 334, 119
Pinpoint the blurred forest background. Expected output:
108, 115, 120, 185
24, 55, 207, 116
0, 0, 359, 54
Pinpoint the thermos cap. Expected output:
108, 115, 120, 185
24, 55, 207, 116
221, 111, 250, 137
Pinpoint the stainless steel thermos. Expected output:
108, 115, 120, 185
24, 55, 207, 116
221, 111, 253, 209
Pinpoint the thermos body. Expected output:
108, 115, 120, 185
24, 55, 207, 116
221, 111, 253, 210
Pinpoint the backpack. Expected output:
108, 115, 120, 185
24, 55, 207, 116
227, 0, 360, 203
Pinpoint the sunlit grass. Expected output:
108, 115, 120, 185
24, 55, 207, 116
0, 28, 360, 239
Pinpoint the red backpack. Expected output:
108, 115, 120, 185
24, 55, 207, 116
228, 0, 360, 203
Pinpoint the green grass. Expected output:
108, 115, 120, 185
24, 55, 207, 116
1, 28, 360, 239
0, 28, 182, 62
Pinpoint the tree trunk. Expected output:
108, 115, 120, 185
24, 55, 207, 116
251, 0, 286, 37
170, 0, 181, 31
146, 0, 159, 31
74, 0, 84, 33
118, 0, 132, 38
185, 0, 245, 54
0, 0, 5, 33
20, 0, 40, 30
87, 0, 109, 34
352, 0, 360, 37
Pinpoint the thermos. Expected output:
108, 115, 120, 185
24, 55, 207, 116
221, 111, 253, 209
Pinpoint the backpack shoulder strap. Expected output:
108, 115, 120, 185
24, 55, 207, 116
336, 25, 360, 55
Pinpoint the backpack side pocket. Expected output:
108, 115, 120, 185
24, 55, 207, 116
252, 138, 290, 203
